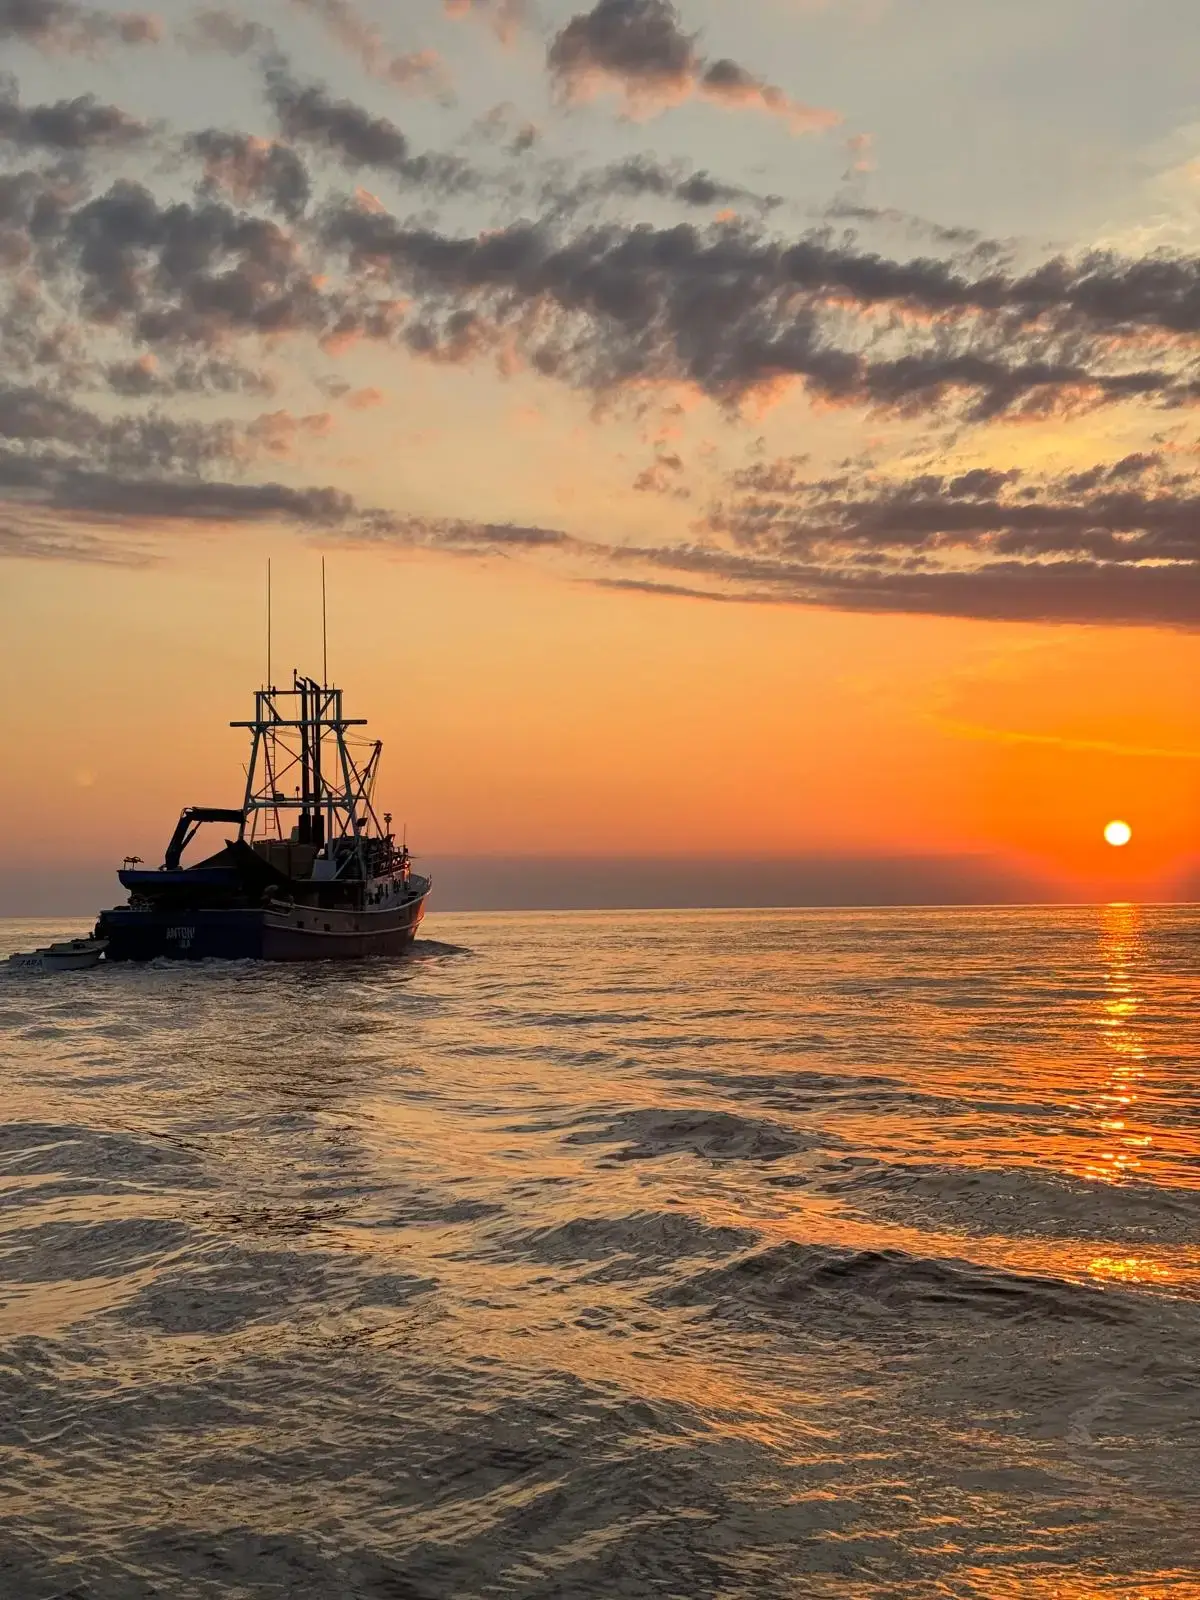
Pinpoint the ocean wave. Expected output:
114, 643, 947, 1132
489, 1210, 760, 1275
118, 1244, 436, 1336
657, 1242, 1133, 1328
1, 1217, 191, 1284
564, 1107, 821, 1163
0, 1121, 208, 1187
825, 1158, 1200, 1244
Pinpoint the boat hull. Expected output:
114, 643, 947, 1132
8, 952, 104, 972
7, 939, 108, 972
96, 894, 427, 962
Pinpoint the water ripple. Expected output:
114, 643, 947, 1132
1, 906, 1198, 1597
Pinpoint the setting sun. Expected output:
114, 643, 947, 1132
1104, 820, 1133, 847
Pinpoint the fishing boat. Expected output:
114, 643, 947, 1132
94, 671, 430, 962
7, 938, 108, 972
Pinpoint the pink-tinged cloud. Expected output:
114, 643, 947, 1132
187, 131, 310, 220
444, 0, 526, 46
289, 0, 450, 94
234, 410, 334, 462
844, 130, 875, 174
0, 0, 161, 53
548, 0, 839, 133
633, 451, 690, 497
696, 59, 840, 134
344, 386, 386, 409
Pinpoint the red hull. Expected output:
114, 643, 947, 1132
261, 893, 427, 961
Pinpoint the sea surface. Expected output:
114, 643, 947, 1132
1, 906, 1198, 1600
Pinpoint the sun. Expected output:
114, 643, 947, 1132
1104, 820, 1133, 848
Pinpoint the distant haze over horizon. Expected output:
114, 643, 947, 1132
6, 854, 1199, 919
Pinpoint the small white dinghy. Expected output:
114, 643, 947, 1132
7, 937, 108, 972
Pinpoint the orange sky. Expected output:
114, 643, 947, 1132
5, 535, 1199, 900
6, 0, 1200, 906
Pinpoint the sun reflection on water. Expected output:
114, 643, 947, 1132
1086, 1254, 1175, 1287
1083, 902, 1151, 1186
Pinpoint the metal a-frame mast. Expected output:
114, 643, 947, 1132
231, 672, 386, 880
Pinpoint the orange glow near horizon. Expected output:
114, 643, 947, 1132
2, 537, 1199, 901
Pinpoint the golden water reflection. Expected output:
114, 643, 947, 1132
2, 909, 1198, 1598
1082, 902, 1152, 1186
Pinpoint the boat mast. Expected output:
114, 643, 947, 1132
233, 678, 373, 877
298, 675, 311, 842
266, 558, 272, 692
310, 676, 324, 848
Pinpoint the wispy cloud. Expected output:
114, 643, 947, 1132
0, 0, 159, 52
547, 0, 840, 133
444, 0, 528, 46
287, 0, 449, 95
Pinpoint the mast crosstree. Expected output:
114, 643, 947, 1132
231, 672, 388, 881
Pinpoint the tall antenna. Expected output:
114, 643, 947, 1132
266, 558, 272, 689
321, 557, 328, 686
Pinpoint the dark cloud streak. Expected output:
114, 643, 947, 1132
0, 0, 159, 52
265, 69, 474, 191
0, 79, 149, 150
320, 211, 1195, 418
547, 0, 839, 132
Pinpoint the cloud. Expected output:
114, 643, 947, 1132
7, 28, 1200, 635
824, 198, 985, 250
265, 69, 473, 191
186, 129, 311, 219
469, 102, 539, 154
0, 78, 150, 150
588, 575, 760, 602
240, 408, 332, 458
0, 390, 347, 554
288, 0, 448, 95
547, 0, 839, 133
6, 57, 1194, 432
51, 178, 405, 351
632, 449, 689, 496
444, 0, 527, 45
181, 8, 275, 55
843, 132, 873, 177
696, 58, 840, 135
343, 384, 384, 408
0, 454, 574, 559
104, 353, 276, 397
586, 532, 1200, 627
0, 367, 572, 563
584, 450, 1200, 626
2, 452, 355, 524
320, 210, 1194, 420
24, 390, 1200, 632
555, 154, 780, 214
0, 0, 160, 52
0, 504, 155, 562
6, 121, 1200, 438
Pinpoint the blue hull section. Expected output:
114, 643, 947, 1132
97, 908, 265, 961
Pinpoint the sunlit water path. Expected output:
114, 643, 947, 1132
1, 907, 1198, 1598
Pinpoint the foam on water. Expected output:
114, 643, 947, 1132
1, 905, 1198, 1598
